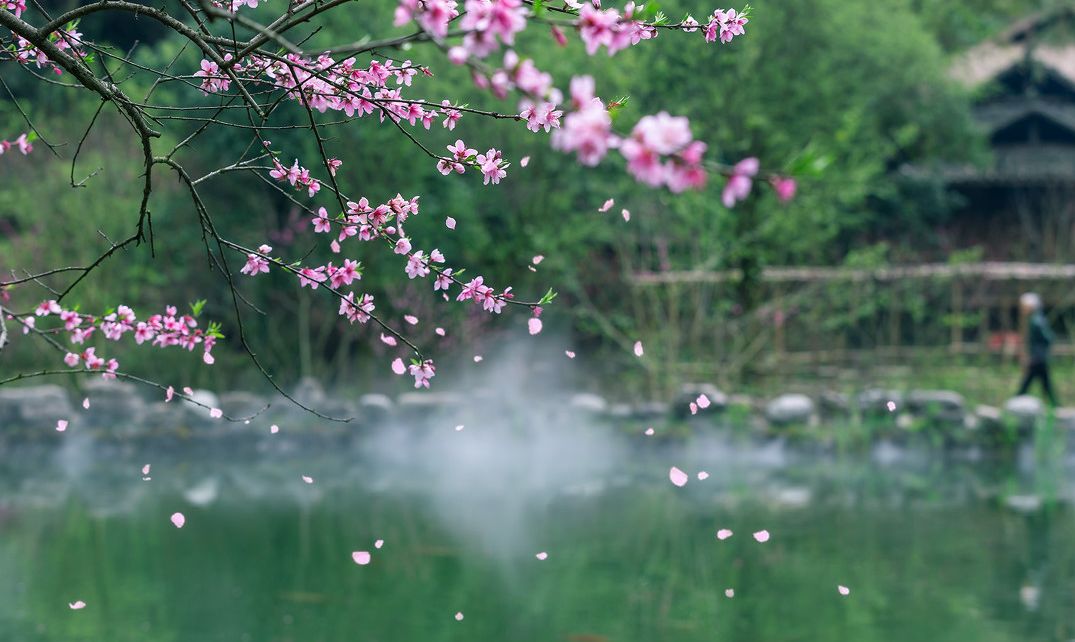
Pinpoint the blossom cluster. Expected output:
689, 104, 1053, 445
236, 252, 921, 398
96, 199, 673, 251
0, 133, 33, 156
24, 301, 221, 378
12, 25, 87, 75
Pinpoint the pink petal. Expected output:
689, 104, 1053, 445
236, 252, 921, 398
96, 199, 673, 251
56, 419, 68, 432
752, 530, 770, 543
565, 350, 576, 359
598, 198, 614, 212
520, 155, 530, 167
886, 400, 896, 412
435, 327, 446, 336
391, 358, 406, 375
669, 466, 688, 487
716, 528, 733, 540
82, 398, 90, 409
404, 315, 418, 325
182, 386, 194, 395
270, 424, 279, 434
838, 585, 851, 596
528, 318, 543, 335
455, 424, 464, 431
165, 386, 174, 402
209, 407, 223, 419
302, 475, 314, 484
697, 471, 709, 480
532, 255, 544, 265
454, 612, 464, 621
171, 512, 186, 528
724, 589, 734, 598
633, 340, 644, 357
203, 351, 215, 365
68, 600, 86, 610
445, 217, 457, 230
374, 539, 384, 549
380, 333, 398, 346
696, 394, 710, 409
621, 208, 630, 221
689, 402, 698, 415
142, 464, 151, 475
473, 355, 483, 363
644, 427, 655, 436
535, 551, 548, 560
352, 551, 371, 565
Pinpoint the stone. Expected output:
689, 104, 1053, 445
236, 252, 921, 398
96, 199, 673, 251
183, 389, 221, 427
217, 391, 267, 420
292, 377, 327, 408
765, 393, 815, 426
358, 394, 394, 425
0, 384, 73, 429
569, 393, 608, 415
906, 390, 965, 425
673, 383, 727, 419
857, 389, 904, 416
1004, 395, 1045, 433
818, 391, 850, 417
396, 392, 462, 424
1004, 494, 1043, 514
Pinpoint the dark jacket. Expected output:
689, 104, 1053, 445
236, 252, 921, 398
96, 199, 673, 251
1028, 311, 1054, 365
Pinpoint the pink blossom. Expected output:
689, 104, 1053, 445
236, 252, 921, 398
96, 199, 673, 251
772, 177, 797, 202
552, 97, 614, 166
312, 207, 333, 233
722, 157, 759, 208
408, 359, 436, 388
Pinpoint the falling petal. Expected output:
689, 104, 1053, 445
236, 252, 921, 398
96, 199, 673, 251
532, 255, 544, 265
171, 512, 185, 528
520, 155, 530, 167
689, 402, 698, 415
838, 585, 851, 596
598, 198, 614, 212
473, 355, 483, 363
528, 318, 543, 335
270, 424, 279, 434
644, 427, 655, 436
374, 539, 384, 549
68, 601, 86, 610
404, 315, 419, 325
454, 612, 464, 621
56, 419, 68, 432
182, 386, 194, 395
528, 265, 537, 272
622, 208, 630, 221
302, 475, 314, 484
669, 466, 688, 487
535, 551, 548, 560
696, 394, 711, 409
445, 217, 457, 230
753, 530, 770, 543
380, 333, 398, 347
633, 340, 644, 357
886, 400, 896, 412
455, 425, 464, 431
142, 464, 151, 475
203, 351, 215, 365
209, 408, 223, 419
82, 398, 90, 409
697, 471, 710, 480
717, 529, 733, 540
565, 350, 576, 359
435, 327, 446, 336
165, 386, 174, 402
352, 551, 371, 565
724, 589, 734, 598
391, 358, 406, 375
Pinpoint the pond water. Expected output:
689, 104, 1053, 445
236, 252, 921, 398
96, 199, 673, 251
2, 421, 1074, 642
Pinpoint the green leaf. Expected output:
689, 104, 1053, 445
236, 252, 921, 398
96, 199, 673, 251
538, 288, 558, 305
190, 299, 206, 317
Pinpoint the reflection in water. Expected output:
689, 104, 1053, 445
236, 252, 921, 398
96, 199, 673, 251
1, 419, 1075, 641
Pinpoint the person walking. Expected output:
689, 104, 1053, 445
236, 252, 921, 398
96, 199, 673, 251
1017, 292, 1058, 406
